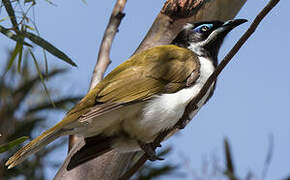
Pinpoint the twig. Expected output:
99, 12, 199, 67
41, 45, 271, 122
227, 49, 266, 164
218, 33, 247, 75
119, 0, 280, 179
89, 0, 126, 90
195, 0, 280, 103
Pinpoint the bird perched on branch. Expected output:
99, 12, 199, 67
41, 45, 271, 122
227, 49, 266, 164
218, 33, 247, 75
6, 19, 247, 170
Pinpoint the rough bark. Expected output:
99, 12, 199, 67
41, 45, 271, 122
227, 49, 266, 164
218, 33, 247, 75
135, 0, 246, 53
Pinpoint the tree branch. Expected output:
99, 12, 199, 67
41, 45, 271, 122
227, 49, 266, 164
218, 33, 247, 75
89, 0, 126, 89
119, 0, 280, 179
135, 0, 246, 53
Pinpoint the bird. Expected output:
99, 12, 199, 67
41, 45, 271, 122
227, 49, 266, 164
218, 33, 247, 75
5, 19, 247, 170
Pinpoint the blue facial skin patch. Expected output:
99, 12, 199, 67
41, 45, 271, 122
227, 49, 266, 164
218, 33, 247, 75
194, 24, 213, 33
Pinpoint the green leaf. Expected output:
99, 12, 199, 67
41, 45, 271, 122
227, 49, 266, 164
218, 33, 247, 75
44, 0, 57, 6
42, 48, 49, 79
0, 17, 9, 23
2, 0, 18, 29
224, 138, 238, 180
0, 25, 32, 47
6, 42, 22, 72
17, 27, 25, 72
0, 136, 29, 153
224, 138, 234, 173
23, 24, 35, 31
17, 41, 24, 72
24, 0, 36, 4
29, 49, 56, 107
24, 32, 77, 66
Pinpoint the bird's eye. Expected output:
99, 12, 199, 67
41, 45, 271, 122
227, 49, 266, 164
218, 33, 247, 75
194, 24, 213, 33
201, 25, 209, 32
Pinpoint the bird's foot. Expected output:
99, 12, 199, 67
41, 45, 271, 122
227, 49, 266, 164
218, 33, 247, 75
138, 141, 164, 161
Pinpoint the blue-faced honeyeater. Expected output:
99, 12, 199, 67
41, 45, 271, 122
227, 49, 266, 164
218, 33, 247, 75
6, 19, 247, 170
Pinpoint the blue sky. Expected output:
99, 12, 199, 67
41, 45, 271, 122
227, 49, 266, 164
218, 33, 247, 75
1, 0, 290, 179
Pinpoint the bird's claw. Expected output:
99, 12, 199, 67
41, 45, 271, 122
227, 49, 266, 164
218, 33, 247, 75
138, 141, 164, 161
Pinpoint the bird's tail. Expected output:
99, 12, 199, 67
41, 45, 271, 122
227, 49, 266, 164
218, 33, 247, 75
5, 125, 63, 169
67, 135, 113, 170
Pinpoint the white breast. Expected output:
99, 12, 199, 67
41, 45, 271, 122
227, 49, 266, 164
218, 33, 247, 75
135, 56, 215, 142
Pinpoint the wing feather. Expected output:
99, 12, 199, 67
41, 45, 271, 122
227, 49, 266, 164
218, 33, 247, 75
65, 45, 200, 124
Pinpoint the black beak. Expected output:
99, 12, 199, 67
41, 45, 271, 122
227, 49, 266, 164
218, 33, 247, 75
222, 19, 248, 29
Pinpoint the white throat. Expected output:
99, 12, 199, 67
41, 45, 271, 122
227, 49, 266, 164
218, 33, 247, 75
134, 56, 216, 141
188, 42, 206, 57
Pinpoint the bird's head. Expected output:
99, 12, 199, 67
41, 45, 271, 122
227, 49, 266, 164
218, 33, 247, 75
172, 19, 247, 64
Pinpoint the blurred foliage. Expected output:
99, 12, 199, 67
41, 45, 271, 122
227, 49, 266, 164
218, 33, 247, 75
134, 147, 183, 180
183, 137, 282, 180
224, 138, 238, 180
0, 0, 76, 74
0, 49, 81, 179
0, 136, 28, 153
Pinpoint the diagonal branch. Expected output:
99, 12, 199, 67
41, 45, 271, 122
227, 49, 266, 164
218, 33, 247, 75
135, 0, 246, 53
89, 0, 126, 90
119, 0, 280, 179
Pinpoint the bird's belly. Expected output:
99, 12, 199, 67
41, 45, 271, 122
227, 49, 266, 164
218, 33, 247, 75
122, 56, 215, 143
122, 83, 213, 143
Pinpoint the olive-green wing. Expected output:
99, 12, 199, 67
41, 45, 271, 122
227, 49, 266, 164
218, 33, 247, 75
96, 45, 200, 102
67, 45, 200, 121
